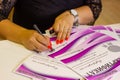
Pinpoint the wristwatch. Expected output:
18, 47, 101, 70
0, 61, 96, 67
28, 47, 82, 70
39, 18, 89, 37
70, 9, 80, 26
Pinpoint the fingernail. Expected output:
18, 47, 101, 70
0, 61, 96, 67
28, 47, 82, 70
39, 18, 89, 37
47, 45, 51, 49
60, 40, 63, 44
65, 37, 69, 41
56, 40, 59, 44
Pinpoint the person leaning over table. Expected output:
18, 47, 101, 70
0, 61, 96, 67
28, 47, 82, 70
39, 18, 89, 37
0, 0, 102, 52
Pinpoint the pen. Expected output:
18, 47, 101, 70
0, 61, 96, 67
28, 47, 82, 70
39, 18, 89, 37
33, 24, 45, 38
33, 24, 54, 51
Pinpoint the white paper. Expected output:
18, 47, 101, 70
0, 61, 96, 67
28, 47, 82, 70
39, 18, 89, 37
14, 25, 120, 80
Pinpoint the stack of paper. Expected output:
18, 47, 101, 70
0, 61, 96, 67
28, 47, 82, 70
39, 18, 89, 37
14, 25, 120, 80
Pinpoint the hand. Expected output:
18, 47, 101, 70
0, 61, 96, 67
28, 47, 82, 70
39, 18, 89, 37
52, 11, 74, 44
19, 29, 50, 52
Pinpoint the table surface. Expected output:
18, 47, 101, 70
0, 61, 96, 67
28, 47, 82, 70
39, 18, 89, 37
0, 23, 120, 80
0, 40, 33, 80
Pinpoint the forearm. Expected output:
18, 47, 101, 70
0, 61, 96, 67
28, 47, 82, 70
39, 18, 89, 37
75, 6, 94, 25
0, 19, 27, 43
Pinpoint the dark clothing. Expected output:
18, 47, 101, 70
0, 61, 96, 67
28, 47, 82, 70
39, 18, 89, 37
0, 0, 102, 32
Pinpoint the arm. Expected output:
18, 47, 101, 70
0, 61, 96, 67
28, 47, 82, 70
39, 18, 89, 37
84, 0, 102, 24
0, 0, 50, 52
75, 5, 94, 25
52, 0, 102, 43
0, 0, 17, 38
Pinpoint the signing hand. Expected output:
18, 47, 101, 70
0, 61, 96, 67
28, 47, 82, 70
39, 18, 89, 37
19, 29, 50, 52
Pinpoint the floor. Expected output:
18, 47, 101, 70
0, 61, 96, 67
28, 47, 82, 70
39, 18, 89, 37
95, 0, 120, 25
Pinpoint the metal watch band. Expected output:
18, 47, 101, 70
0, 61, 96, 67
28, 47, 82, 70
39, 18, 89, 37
70, 9, 80, 26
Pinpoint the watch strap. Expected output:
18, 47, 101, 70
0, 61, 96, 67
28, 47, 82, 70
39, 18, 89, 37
70, 9, 80, 26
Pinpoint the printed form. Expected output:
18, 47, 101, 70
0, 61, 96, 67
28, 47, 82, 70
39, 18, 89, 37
14, 25, 120, 80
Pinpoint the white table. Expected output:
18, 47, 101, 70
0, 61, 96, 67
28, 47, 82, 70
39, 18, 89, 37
0, 23, 120, 80
0, 40, 33, 80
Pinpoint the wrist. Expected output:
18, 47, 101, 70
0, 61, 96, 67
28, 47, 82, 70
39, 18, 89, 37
69, 9, 80, 26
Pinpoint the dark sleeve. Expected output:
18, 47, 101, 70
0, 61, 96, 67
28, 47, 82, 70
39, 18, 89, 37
0, 0, 17, 21
85, 0, 102, 20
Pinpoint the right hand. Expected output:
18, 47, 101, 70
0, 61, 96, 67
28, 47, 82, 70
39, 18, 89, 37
19, 29, 50, 52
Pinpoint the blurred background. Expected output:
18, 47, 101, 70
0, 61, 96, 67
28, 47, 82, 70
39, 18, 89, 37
95, 0, 120, 25
8, 0, 120, 25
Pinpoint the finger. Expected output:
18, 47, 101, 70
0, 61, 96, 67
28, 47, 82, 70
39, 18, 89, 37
24, 42, 38, 52
36, 33, 52, 50
32, 38, 48, 52
52, 21, 60, 33
27, 44, 37, 51
32, 46, 40, 53
65, 28, 71, 40
61, 25, 70, 41
36, 33, 50, 47
57, 23, 64, 42
43, 35, 51, 46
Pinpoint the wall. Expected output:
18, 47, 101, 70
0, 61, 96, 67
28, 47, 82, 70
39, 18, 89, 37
95, 0, 120, 25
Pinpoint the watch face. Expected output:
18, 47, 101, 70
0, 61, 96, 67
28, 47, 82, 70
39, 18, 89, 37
70, 9, 79, 26
71, 9, 78, 16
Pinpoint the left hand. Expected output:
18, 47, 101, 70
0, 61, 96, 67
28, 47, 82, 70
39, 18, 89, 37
52, 11, 74, 44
